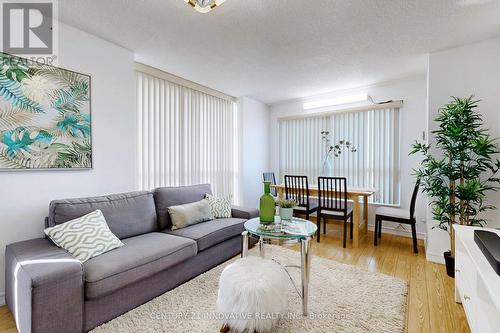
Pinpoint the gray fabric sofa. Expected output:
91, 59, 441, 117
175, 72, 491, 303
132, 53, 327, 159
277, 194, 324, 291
5, 184, 258, 333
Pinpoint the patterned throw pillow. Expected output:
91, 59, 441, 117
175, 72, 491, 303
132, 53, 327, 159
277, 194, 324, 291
205, 193, 232, 218
44, 209, 123, 262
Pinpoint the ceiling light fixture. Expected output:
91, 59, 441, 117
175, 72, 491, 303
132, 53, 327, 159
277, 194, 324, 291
303, 93, 369, 110
184, 0, 226, 13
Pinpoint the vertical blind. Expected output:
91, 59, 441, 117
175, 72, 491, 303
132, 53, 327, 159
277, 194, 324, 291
279, 107, 400, 205
279, 116, 330, 183
137, 71, 236, 196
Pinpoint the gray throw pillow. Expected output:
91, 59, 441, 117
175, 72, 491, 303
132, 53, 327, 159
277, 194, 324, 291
168, 199, 214, 230
44, 209, 124, 262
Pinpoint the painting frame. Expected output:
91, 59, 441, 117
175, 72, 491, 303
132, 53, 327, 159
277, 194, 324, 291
0, 52, 93, 171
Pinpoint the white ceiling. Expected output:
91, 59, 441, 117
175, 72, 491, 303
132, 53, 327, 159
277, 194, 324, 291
58, 0, 500, 104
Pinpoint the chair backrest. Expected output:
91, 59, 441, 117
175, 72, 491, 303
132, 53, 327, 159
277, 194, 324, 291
318, 176, 348, 214
409, 180, 420, 220
263, 172, 277, 196
284, 175, 310, 207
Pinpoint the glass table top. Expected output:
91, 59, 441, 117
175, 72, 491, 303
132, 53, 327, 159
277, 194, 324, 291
244, 216, 317, 239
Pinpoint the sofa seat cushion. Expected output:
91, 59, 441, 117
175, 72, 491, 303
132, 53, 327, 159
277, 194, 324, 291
83, 232, 197, 299
164, 218, 246, 252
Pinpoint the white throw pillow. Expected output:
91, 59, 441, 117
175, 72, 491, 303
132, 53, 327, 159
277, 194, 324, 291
44, 209, 123, 262
205, 193, 232, 218
168, 199, 214, 230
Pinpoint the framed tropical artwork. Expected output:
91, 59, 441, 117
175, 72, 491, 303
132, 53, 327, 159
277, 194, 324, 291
0, 52, 92, 170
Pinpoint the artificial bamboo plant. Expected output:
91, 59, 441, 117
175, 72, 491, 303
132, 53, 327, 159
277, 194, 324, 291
411, 96, 500, 258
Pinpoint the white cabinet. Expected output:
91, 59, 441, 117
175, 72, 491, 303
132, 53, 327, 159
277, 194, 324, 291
454, 225, 500, 333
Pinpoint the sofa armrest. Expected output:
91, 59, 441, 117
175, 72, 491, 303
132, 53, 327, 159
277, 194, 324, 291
5, 238, 84, 333
231, 206, 259, 219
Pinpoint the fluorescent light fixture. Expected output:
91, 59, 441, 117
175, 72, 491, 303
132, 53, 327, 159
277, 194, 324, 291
184, 0, 226, 13
303, 93, 368, 110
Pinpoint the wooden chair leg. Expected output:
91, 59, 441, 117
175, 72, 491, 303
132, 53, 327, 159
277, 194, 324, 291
349, 215, 353, 240
411, 222, 418, 254
378, 217, 382, 239
316, 212, 321, 243
323, 217, 327, 234
343, 220, 347, 248
374, 217, 378, 246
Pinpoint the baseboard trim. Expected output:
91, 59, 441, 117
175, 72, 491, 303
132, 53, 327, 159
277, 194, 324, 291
0, 291, 5, 306
367, 224, 426, 240
426, 251, 446, 264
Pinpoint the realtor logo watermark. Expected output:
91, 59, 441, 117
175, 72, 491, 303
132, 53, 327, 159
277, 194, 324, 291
1, 0, 58, 64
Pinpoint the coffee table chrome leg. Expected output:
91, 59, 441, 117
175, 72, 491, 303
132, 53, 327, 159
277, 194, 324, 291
301, 236, 311, 316
259, 236, 265, 258
241, 231, 248, 258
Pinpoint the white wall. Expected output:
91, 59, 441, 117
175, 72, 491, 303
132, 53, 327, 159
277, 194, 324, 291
426, 37, 500, 263
269, 77, 428, 239
0, 23, 137, 299
237, 97, 270, 207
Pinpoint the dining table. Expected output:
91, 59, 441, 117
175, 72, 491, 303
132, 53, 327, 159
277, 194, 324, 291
273, 184, 376, 248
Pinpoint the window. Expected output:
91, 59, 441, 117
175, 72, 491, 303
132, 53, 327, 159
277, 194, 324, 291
136, 69, 237, 197
278, 106, 400, 205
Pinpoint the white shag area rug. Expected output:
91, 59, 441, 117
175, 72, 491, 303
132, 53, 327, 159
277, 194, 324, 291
91, 246, 407, 333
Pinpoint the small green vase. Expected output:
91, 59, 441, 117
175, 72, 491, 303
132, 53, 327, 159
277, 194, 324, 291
259, 181, 275, 225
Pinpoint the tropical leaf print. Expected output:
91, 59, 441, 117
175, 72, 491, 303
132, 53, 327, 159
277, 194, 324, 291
51, 87, 88, 113
0, 74, 43, 113
30, 66, 88, 92
55, 111, 90, 138
0, 148, 29, 168
54, 139, 92, 168
0, 126, 53, 157
0, 54, 30, 82
0, 144, 58, 169
0, 53, 91, 170
0, 106, 37, 130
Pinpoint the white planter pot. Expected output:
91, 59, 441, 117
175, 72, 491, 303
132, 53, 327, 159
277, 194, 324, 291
280, 207, 293, 221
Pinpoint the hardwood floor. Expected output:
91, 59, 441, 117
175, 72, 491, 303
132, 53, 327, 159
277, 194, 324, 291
0, 306, 16, 333
0, 224, 469, 333
288, 223, 470, 333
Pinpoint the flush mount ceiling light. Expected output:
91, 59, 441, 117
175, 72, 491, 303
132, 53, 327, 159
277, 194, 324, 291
184, 0, 226, 13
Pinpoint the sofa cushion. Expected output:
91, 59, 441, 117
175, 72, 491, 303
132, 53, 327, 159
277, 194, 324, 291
49, 191, 157, 239
154, 184, 212, 230
163, 218, 245, 252
83, 232, 197, 299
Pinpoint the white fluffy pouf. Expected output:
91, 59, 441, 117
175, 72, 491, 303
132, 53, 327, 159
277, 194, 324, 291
216, 256, 288, 333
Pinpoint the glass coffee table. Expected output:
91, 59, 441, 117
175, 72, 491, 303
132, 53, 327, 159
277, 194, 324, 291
241, 216, 317, 315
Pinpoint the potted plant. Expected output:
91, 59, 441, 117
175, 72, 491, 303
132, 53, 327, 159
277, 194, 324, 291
277, 199, 297, 221
411, 96, 500, 277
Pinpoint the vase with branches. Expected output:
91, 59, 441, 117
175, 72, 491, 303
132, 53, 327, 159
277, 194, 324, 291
320, 130, 357, 176
410, 96, 500, 276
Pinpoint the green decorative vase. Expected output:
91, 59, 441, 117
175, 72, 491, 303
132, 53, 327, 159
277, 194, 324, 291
259, 181, 275, 225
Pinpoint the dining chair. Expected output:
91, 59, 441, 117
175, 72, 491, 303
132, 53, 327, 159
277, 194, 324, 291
374, 181, 420, 253
262, 172, 277, 197
284, 175, 318, 220
317, 176, 353, 247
